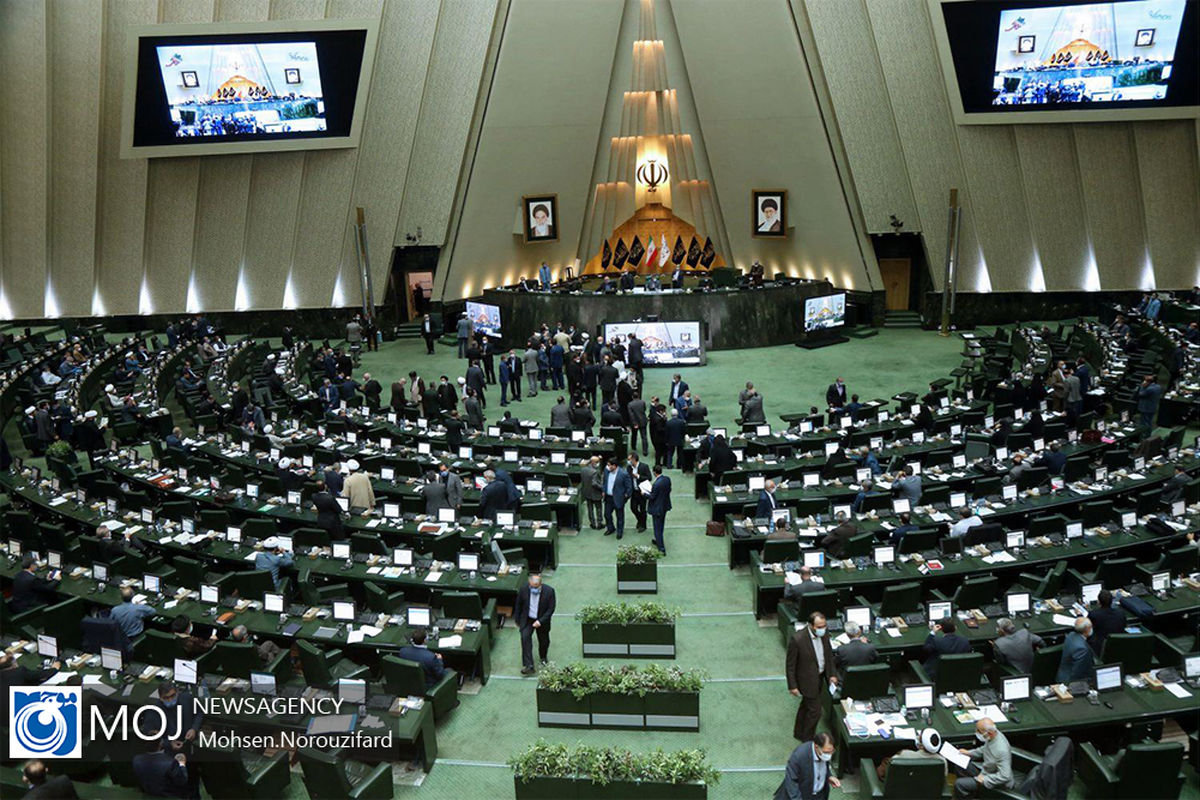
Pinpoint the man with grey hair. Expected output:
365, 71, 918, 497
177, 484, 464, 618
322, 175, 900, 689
477, 469, 508, 521
834, 622, 878, 679
230, 624, 283, 664
949, 506, 983, 537
991, 618, 1043, 674
954, 717, 1013, 796
1056, 616, 1095, 683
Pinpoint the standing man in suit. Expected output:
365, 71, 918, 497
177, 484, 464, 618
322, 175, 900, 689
825, 377, 847, 409
399, 629, 446, 687
602, 458, 634, 539
549, 397, 571, 429
156, 680, 202, 797
132, 739, 189, 799
478, 470, 509, 521
627, 334, 644, 391
421, 314, 436, 354
538, 261, 552, 291
455, 313, 471, 358
626, 453, 652, 532
922, 617, 970, 679
664, 408, 687, 469
742, 389, 766, 424
1087, 590, 1125, 653
1136, 374, 1162, 430
465, 360, 487, 408
514, 572, 556, 675
580, 456, 604, 530
756, 480, 778, 522
668, 374, 688, 407
627, 393, 648, 456
646, 465, 672, 555
464, 389, 485, 430
774, 733, 840, 800
671, 264, 684, 289
787, 612, 838, 741
598, 358, 619, 407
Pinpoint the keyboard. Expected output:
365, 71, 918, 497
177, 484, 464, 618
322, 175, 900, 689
903, 612, 926, 627
982, 604, 1004, 618
355, 612, 378, 624
313, 626, 339, 639
435, 618, 456, 630
1127, 584, 1149, 597
825, 619, 843, 633
970, 689, 998, 706
1068, 680, 1090, 696
1156, 668, 1181, 683
367, 694, 395, 710
287, 604, 307, 616
873, 696, 900, 713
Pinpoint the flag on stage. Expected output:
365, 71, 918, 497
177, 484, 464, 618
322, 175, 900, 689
671, 236, 686, 265
644, 236, 657, 268
612, 238, 629, 269
700, 237, 716, 268
686, 236, 701, 267
659, 234, 670, 267
628, 235, 645, 266
601, 240, 612, 271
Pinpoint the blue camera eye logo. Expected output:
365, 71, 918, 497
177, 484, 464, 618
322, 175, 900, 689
9, 688, 82, 758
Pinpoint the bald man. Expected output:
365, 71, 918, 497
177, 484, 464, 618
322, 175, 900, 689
954, 718, 1013, 796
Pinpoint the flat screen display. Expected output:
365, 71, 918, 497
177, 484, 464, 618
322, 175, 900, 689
603, 321, 704, 365
936, 0, 1199, 121
124, 21, 377, 157
466, 302, 502, 337
804, 293, 846, 332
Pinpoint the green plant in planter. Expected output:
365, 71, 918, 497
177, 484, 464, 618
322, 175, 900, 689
45, 440, 75, 462
575, 601, 681, 625
537, 662, 706, 699
616, 544, 663, 565
510, 741, 719, 786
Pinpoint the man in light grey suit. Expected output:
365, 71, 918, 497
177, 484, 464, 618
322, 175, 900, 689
579, 456, 603, 529
439, 464, 464, 510
549, 397, 571, 429
418, 471, 451, 515
992, 618, 1043, 674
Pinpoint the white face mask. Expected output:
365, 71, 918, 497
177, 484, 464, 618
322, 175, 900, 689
976, 733, 989, 744
812, 627, 826, 638
817, 750, 832, 762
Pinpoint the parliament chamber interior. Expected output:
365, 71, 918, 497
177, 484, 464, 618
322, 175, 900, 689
1, 0, 1199, 798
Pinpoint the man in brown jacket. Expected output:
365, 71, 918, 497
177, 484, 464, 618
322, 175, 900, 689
786, 611, 838, 741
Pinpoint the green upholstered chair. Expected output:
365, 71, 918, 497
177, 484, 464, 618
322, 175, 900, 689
859, 756, 951, 798
295, 639, 367, 689
380, 655, 459, 721
297, 748, 393, 800
1077, 741, 1185, 799
910, 652, 984, 694
200, 749, 291, 800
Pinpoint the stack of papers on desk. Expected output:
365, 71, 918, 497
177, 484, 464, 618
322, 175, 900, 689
983, 551, 1017, 564
424, 571, 443, 583
437, 634, 463, 648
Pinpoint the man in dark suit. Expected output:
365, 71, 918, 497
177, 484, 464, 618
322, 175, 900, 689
435, 375, 457, 412
19, 761, 78, 799
478, 471, 510, 521
1159, 465, 1190, 506
783, 566, 824, 601
1057, 617, 1095, 683
602, 459, 634, 539
627, 334, 644, 390
0, 653, 62, 719
627, 395, 648, 456
600, 403, 623, 428
774, 733, 840, 800
398, 629, 446, 688
1136, 374, 1162, 430
825, 378, 847, 409
756, 480, 778, 521
646, 465, 672, 555
598, 359, 619, 406
132, 739, 189, 799
1087, 589, 1126, 653
671, 265, 684, 289
922, 617, 970, 679
1037, 441, 1067, 476
834, 623, 878, 678
664, 408, 687, 468
787, 613, 838, 741
463, 390, 485, 430
513, 572, 556, 675
668, 374, 688, 406
11, 554, 61, 614
820, 513, 859, 559
626, 453, 653, 532
465, 360, 487, 408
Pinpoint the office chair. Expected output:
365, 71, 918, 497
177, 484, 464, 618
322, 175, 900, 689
898, 528, 938, 555
297, 748, 393, 799
860, 757, 950, 798
1078, 741, 1185, 799
762, 538, 800, 563
200, 748, 291, 800
877, 582, 923, 616
294, 640, 368, 690
911, 652, 984, 693
211, 639, 290, 681
363, 582, 405, 614
1030, 644, 1064, 686
1100, 633, 1155, 673
841, 664, 891, 701
439, 590, 499, 646
380, 655, 460, 720
944, 575, 998, 610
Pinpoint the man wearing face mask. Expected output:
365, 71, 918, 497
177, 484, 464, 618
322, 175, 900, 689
786, 612, 838, 741
953, 718, 1013, 796
774, 731, 840, 799
156, 681, 204, 797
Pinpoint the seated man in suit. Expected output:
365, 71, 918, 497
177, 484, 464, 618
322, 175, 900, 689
1037, 441, 1067, 476
774, 732, 840, 800
132, 738, 189, 799
19, 761, 78, 799
889, 512, 919, 546
783, 566, 825, 601
991, 617, 1043, 674
892, 466, 922, 505
1160, 464, 1190, 506
834, 623, 878, 678
398, 629, 446, 688
1087, 590, 1125, 653
1056, 617, 1095, 683
922, 617, 970, 679
820, 513, 858, 558
10, 554, 61, 614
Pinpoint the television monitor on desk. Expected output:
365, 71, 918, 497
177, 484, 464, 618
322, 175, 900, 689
487, 426, 501, 438
802, 551, 825, 569
757, 424, 771, 436
332, 541, 351, 560
845, 606, 872, 630
904, 683, 934, 710
200, 584, 219, 604
251, 672, 276, 695
458, 553, 479, 572
950, 491, 967, 508
143, 574, 161, 594
37, 635, 57, 658
264, 592, 284, 613
227, 526, 242, 543
527, 478, 543, 493
749, 476, 766, 491
1094, 663, 1123, 693
496, 511, 516, 527
438, 508, 457, 523
1065, 521, 1083, 540
1151, 571, 1171, 592
1121, 511, 1137, 528
804, 473, 821, 488
337, 497, 350, 512
873, 545, 895, 566
928, 600, 953, 625
393, 548, 413, 566
101, 647, 123, 671
332, 601, 355, 621
1002, 675, 1031, 702
338, 678, 367, 704
174, 658, 198, 685
1081, 582, 1102, 606
1006, 531, 1026, 549
94, 562, 110, 582
893, 498, 911, 514
384, 502, 400, 519
1005, 592, 1030, 616
407, 607, 431, 628
1184, 654, 1200, 680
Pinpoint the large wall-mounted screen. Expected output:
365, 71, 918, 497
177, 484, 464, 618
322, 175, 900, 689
932, 0, 1199, 123
603, 321, 704, 365
122, 21, 377, 158
804, 294, 846, 332
466, 302, 502, 338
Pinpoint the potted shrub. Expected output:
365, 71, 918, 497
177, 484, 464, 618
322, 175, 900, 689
534, 662, 592, 728
616, 544, 661, 594
577, 602, 680, 658
510, 741, 718, 799
535, 663, 704, 731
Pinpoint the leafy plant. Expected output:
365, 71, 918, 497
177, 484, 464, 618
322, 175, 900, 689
510, 741, 719, 786
45, 440, 74, 461
537, 662, 706, 699
575, 601, 680, 625
616, 544, 662, 565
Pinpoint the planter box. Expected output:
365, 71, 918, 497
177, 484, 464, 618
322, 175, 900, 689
617, 561, 658, 594
588, 691, 645, 729
515, 776, 707, 800
643, 691, 700, 732
581, 622, 676, 658
535, 688, 590, 728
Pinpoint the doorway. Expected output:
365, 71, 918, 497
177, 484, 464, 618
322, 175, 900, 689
878, 258, 911, 311
406, 272, 433, 319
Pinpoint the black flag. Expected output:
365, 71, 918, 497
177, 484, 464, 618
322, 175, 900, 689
671, 235, 686, 265
686, 236, 701, 267
601, 240, 612, 271
612, 238, 629, 269
699, 237, 716, 268
627, 235, 645, 267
